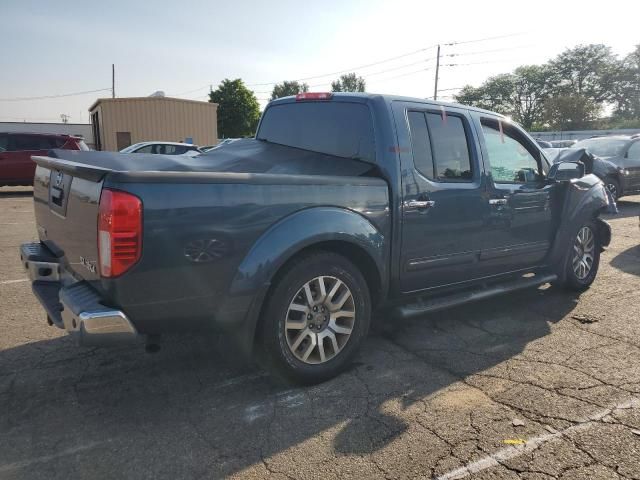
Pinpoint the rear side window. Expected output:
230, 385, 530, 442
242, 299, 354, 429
407, 110, 473, 182
257, 102, 375, 162
408, 111, 435, 179
11, 134, 57, 151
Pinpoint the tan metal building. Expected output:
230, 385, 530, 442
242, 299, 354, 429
88, 96, 218, 151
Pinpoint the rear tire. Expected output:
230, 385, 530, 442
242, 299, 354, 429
561, 220, 600, 291
261, 251, 371, 385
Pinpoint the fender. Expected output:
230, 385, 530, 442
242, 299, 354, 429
547, 174, 610, 280
217, 207, 388, 355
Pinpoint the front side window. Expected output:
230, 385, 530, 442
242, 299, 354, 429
481, 120, 541, 184
135, 145, 153, 153
407, 110, 473, 182
0, 135, 8, 152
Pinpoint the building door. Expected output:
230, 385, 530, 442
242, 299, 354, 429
116, 132, 131, 151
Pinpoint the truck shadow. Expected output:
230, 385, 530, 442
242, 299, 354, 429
0, 285, 580, 479
610, 245, 640, 276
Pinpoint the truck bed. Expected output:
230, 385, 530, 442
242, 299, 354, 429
30, 143, 390, 334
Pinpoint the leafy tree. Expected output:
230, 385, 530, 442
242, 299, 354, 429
331, 73, 366, 92
270, 81, 309, 100
209, 79, 261, 138
454, 66, 555, 129
548, 44, 620, 103
543, 96, 601, 130
511, 65, 557, 129
455, 74, 515, 116
613, 44, 640, 120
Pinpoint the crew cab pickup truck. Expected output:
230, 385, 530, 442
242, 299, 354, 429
20, 93, 612, 384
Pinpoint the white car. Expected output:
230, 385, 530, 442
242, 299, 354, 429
120, 141, 201, 156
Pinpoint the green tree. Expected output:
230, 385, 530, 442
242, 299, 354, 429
454, 67, 555, 129
270, 81, 309, 100
548, 44, 620, 103
331, 73, 366, 92
455, 74, 516, 116
543, 96, 601, 130
613, 44, 640, 120
209, 79, 261, 138
511, 65, 557, 129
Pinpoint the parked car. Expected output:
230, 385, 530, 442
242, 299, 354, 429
119, 141, 201, 156
20, 92, 612, 384
549, 140, 577, 148
0, 132, 87, 186
544, 147, 625, 201
573, 135, 640, 199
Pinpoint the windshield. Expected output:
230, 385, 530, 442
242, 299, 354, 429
257, 101, 375, 162
573, 138, 628, 157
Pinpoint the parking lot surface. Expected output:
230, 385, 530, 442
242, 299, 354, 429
1, 186, 639, 480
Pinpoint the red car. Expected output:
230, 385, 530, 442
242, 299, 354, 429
0, 132, 88, 186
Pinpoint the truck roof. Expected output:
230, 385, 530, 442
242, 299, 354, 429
268, 92, 506, 118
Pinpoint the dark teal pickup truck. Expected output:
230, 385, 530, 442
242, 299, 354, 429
20, 93, 612, 384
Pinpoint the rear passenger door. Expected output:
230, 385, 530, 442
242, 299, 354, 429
395, 102, 488, 292
474, 115, 555, 274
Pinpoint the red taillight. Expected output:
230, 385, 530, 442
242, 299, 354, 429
98, 189, 142, 278
295, 92, 333, 101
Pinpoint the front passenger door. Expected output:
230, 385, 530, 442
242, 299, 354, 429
476, 116, 556, 275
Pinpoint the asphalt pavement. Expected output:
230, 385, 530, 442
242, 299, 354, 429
1, 186, 639, 480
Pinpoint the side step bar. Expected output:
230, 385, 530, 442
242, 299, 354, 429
396, 273, 557, 319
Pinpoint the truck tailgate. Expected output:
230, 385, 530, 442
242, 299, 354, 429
32, 156, 104, 282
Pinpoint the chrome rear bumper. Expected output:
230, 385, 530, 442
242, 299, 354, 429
20, 242, 140, 346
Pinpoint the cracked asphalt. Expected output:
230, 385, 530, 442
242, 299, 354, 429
1, 186, 640, 480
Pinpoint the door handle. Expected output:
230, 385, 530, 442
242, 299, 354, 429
405, 199, 436, 209
489, 198, 508, 206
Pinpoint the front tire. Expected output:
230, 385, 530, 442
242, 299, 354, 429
262, 251, 371, 384
561, 221, 600, 291
605, 176, 621, 202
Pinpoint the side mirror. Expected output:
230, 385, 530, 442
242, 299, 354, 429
548, 161, 585, 182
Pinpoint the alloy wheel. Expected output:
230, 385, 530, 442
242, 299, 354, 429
572, 226, 595, 280
284, 276, 356, 364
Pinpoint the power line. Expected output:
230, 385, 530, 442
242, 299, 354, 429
0, 88, 112, 102
181, 32, 529, 96
443, 58, 522, 67
445, 45, 534, 58
444, 32, 527, 47
246, 46, 440, 87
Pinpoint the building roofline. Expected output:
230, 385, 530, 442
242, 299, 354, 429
89, 96, 218, 112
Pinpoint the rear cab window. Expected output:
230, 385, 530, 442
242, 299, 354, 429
257, 101, 375, 162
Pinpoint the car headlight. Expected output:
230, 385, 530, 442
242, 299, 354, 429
617, 166, 630, 175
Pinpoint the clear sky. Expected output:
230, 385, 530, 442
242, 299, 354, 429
1, 0, 638, 124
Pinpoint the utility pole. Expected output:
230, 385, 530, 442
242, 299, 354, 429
112, 64, 115, 98
433, 44, 441, 100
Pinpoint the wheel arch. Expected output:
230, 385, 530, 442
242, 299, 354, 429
223, 207, 389, 356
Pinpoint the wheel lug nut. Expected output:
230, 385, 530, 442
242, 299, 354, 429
313, 306, 318, 312
307, 314, 312, 320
